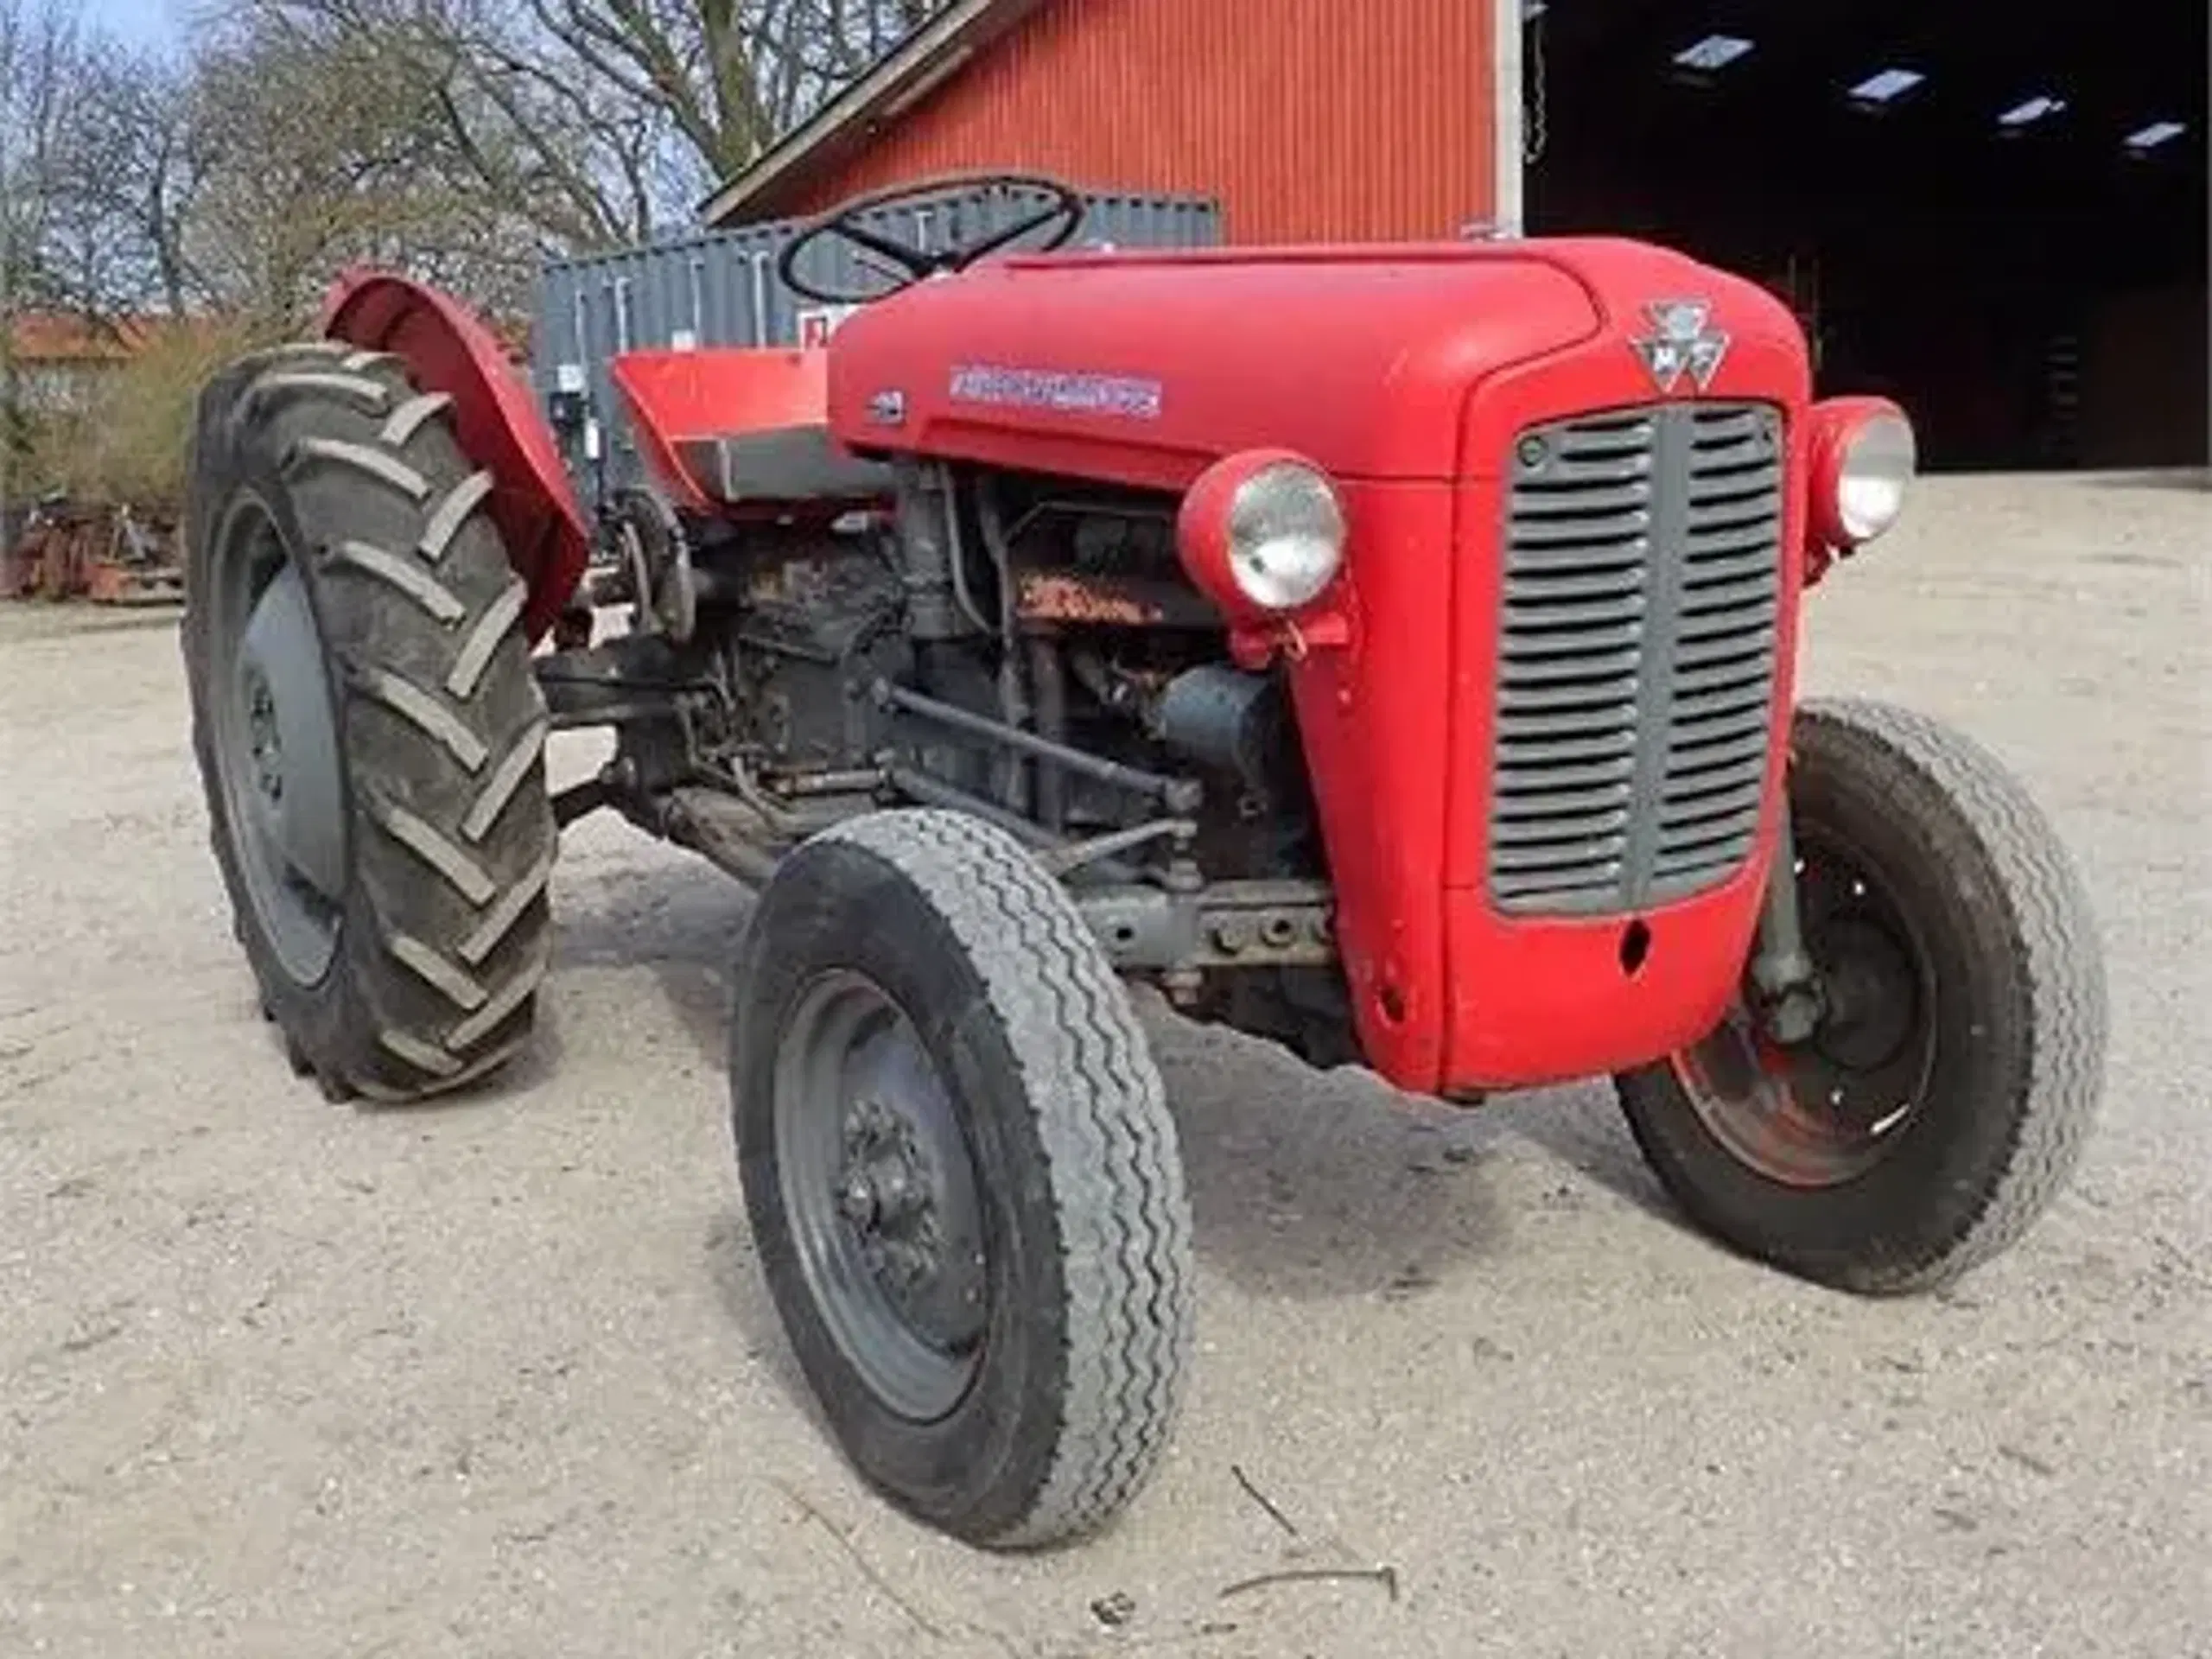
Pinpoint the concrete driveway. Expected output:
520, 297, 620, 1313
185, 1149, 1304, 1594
3, 471, 2206, 1657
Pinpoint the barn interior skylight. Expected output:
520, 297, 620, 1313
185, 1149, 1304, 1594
1997, 95, 2066, 129
2124, 120, 2186, 151
1848, 68, 1925, 105
1675, 35, 1754, 73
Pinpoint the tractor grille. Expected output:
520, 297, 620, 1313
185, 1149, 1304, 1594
1489, 400, 1784, 916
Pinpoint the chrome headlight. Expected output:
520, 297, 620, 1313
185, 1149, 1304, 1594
1835, 409, 1916, 543
1224, 461, 1347, 610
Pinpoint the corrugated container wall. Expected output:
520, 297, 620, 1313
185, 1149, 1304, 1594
533, 185, 1219, 500
781, 0, 1498, 243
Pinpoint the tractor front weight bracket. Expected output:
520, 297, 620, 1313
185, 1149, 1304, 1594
1077, 879, 1335, 974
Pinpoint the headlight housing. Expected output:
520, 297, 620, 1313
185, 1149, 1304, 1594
1224, 461, 1346, 609
1809, 397, 1916, 550
1177, 448, 1347, 620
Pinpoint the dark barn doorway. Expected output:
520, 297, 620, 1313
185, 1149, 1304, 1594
1523, 0, 2209, 470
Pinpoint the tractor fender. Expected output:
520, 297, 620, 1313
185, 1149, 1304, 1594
321, 269, 590, 643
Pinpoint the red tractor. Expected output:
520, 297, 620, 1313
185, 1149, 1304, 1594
180, 175, 2107, 1549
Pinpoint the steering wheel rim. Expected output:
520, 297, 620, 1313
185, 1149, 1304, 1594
774, 171, 1089, 307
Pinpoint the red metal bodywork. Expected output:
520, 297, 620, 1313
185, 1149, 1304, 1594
321, 271, 592, 644
340, 238, 1820, 1101
609, 347, 839, 513
826, 239, 1813, 1095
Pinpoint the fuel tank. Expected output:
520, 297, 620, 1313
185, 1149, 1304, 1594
824, 243, 1620, 487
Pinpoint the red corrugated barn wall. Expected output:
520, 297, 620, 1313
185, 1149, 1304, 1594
780, 0, 1500, 243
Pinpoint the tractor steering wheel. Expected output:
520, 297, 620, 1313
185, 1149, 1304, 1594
774, 172, 1088, 307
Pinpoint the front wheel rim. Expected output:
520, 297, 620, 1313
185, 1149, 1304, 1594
1673, 829, 1938, 1188
773, 969, 988, 1422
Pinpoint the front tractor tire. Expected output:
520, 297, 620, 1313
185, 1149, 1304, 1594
1615, 697, 2107, 1294
182, 343, 556, 1103
731, 810, 1196, 1548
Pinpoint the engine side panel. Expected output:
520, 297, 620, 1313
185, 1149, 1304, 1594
1274, 480, 1459, 1089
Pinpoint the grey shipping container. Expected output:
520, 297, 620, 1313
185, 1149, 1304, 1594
531, 182, 1222, 505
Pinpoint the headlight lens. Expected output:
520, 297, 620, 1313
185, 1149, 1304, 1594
1224, 461, 1346, 609
1835, 410, 1916, 543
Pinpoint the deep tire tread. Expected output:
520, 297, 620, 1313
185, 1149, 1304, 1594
379, 391, 454, 448
183, 342, 556, 1103
821, 810, 1194, 1548
747, 810, 1196, 1549
1617, 696, 2107, 1294
1796, 699, 2105, 1278
417, 472, 494, 563
283, 435, 429, 500
329, 538, 467, 623
348, 664, 491, 770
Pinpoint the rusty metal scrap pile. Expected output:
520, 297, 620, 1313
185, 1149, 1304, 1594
2, 502, 183, 606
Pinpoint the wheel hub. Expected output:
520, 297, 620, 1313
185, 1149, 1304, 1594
1675, 834, 1936, 1188
773, 971, 990, 1422
244, 668, 284, 808
836, 1092, 986, 1351
1813, 918, 1918, 1075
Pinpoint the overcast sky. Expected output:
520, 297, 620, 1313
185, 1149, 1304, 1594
84, 0, 184, 49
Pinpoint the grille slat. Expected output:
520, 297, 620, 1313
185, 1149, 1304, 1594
1690, 437, 1773, 470
1494, 780, 1635, 817
1675, 629, 1777, 668
1663, 753, 1769, 791
1494, 846, 1628, 877
1662, 805, 1766, 841
1491, 400, 1785, 915
1502, 644, 1646, 682
1669, 666, 1768, 702
1502, 588, 1649, 625
1684, 524, 1779, 557
1670, 685, 1772, 721
1493, 810, 1633, 849
1680, 575, 1776, 614
1690, 408, 1764, 437
1514, 480, 1653, 517
1496, 757, 1639, 796
1510, 517, 1649, 550
1682, 556, 1775, 588
1504, 567, 1648, 601
1498, 679, 1642, 715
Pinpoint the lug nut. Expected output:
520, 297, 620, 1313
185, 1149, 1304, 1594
837, 1175, 876, 1226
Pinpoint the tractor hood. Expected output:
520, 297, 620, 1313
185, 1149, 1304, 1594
824, 238, 1801, 489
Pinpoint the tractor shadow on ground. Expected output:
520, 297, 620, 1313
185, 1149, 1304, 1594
1484, 1083, 1681, 1228
550, 852, 1533, 1306
553, 852, 753, 1066
702, 1211, 827, 1433
550, 855, 824, 1418
1140, 1013, 1522, 1302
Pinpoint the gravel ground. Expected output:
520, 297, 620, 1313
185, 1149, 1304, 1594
3, 471, 2207, 1659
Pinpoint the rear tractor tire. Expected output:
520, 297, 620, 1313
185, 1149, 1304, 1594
182, 342, 556, 1103
731, 810, 1196, 1548
1615, 697, 2107, 1294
